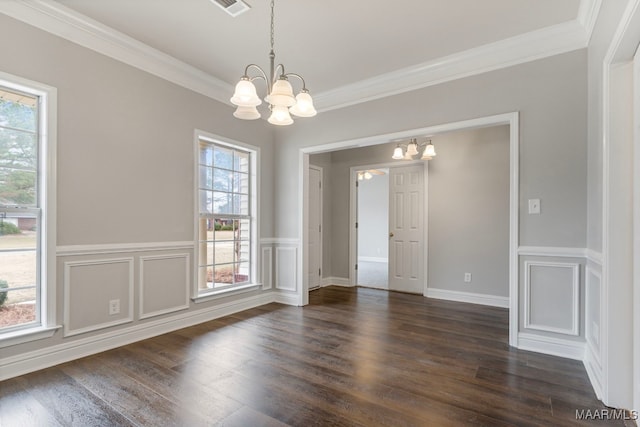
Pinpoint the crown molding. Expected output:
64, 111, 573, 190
314, 19, 590, 112
0, 0, 600, 113
0, 0, 233, 103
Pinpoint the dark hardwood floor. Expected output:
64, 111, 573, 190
0, 286, 631, 426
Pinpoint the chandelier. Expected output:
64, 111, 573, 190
230, 0, 316, 125
392, 138, 437, 160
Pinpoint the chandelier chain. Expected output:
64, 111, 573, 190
270, 0, 275, 52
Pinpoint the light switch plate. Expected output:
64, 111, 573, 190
528, 199, 541, 214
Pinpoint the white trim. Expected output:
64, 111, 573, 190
299, 112, 520, 348
191, 283, 262, 303
0, 292, 274, 381
275, 247, 297, 292
518, 332, 585, 360
63, 258, 135, 337
585, 264, 603, 366
586, 248, 603, 265
0, 1, 600, 113
0, 0, 231, 104
0, 325, 60, 349
0, 71, 57, 347
425, 288, 509, 308
314, 18, 596, 112
584, 345, 604, 400
193, 130, 260, 302
523, 261, 580, 336
57, 241, 195, 256
138, 253, 190, 320
634, 26, 640, 416
308, 165, 323, 291
517, 246, 586, 258
273, 292, 299, 306
261, 247, 273, 290
600, 0, 640, 407
320, 277, 351, 287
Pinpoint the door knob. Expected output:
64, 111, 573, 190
389, 232, 394, 238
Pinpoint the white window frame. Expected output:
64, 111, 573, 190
0, 71, 58, 347
193, 130, 259, 302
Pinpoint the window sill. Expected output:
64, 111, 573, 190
0, 325, 61, 349
192, 283, 262, 304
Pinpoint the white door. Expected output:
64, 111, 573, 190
308, 166, 322, 290
389, 165, 424, 294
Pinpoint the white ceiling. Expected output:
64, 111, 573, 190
0, 0, 598, 111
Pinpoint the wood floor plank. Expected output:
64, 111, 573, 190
1, 286, 624, 426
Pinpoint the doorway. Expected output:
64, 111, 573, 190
300, 113, 519, 346
356, 168, 389, 290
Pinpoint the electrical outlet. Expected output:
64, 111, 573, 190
464, 273, 472, 283
109, 299, 120, 315
528, 199, 541, 214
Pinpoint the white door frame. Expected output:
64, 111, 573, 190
308, 164, 323, 290
601, 0, 640, 409
349, 161, 425, 289
299, 112, 519, 346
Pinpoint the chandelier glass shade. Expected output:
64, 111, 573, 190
230, 0, 316, 125
392, 138, 437, 160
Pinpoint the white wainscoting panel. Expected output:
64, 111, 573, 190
584, 263, 604, 399
63, 258, 134, 337
275, 247, 297, 292
261, 247, 273, 290
139, 253, 190, 320
524, 261, 580, 336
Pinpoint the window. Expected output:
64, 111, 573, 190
0, 76, 56, 342
196, 136, 257, 297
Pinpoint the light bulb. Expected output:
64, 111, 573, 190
392, 146, 404, 160
265, 78, 295, 107
233, 105, 261, 120
364, 171, 372, 180
268, 105, 294, 125
290, 90, 317, 117
423, 142, 437, 157
230, 78, 261, 107
406, 140, 419, 156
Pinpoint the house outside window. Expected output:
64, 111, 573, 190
0, 74, 56, 344
196, 135, 258, 298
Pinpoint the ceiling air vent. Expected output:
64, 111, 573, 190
210, 0, 251, 17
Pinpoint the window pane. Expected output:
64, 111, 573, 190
0, 128, 37, 170
200, 190, 212, 214
236, 219, 250, 240
214, 241, 234, 265
214, 219, 234, 239
237, 240, 250, 262
200, 166, 213, 190
214, 264, 234, 285
213, 168, 232, 192
0, 212, 38, 330
0, 93, 37, 132
234, 194, 249, 215
234, 150, 249, 173
212, 191, 231, 214
0, 168, 37, 207
213, 146, 233, 170
235, 262, 250, 284
199, 143, 213, 166
233, 172, 249, 194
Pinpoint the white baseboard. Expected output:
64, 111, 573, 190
0, 293, 274, 381
273, 292, 300, 306
321, 277, 352, 287
517, 332, 585, 361
357, 256, 388, 263
583, 341, 604, 400
425, 288, 509, 308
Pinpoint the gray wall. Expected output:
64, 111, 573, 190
428, 126, 509, 297
275, 49, 588, 251
0, 14, 275, 359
